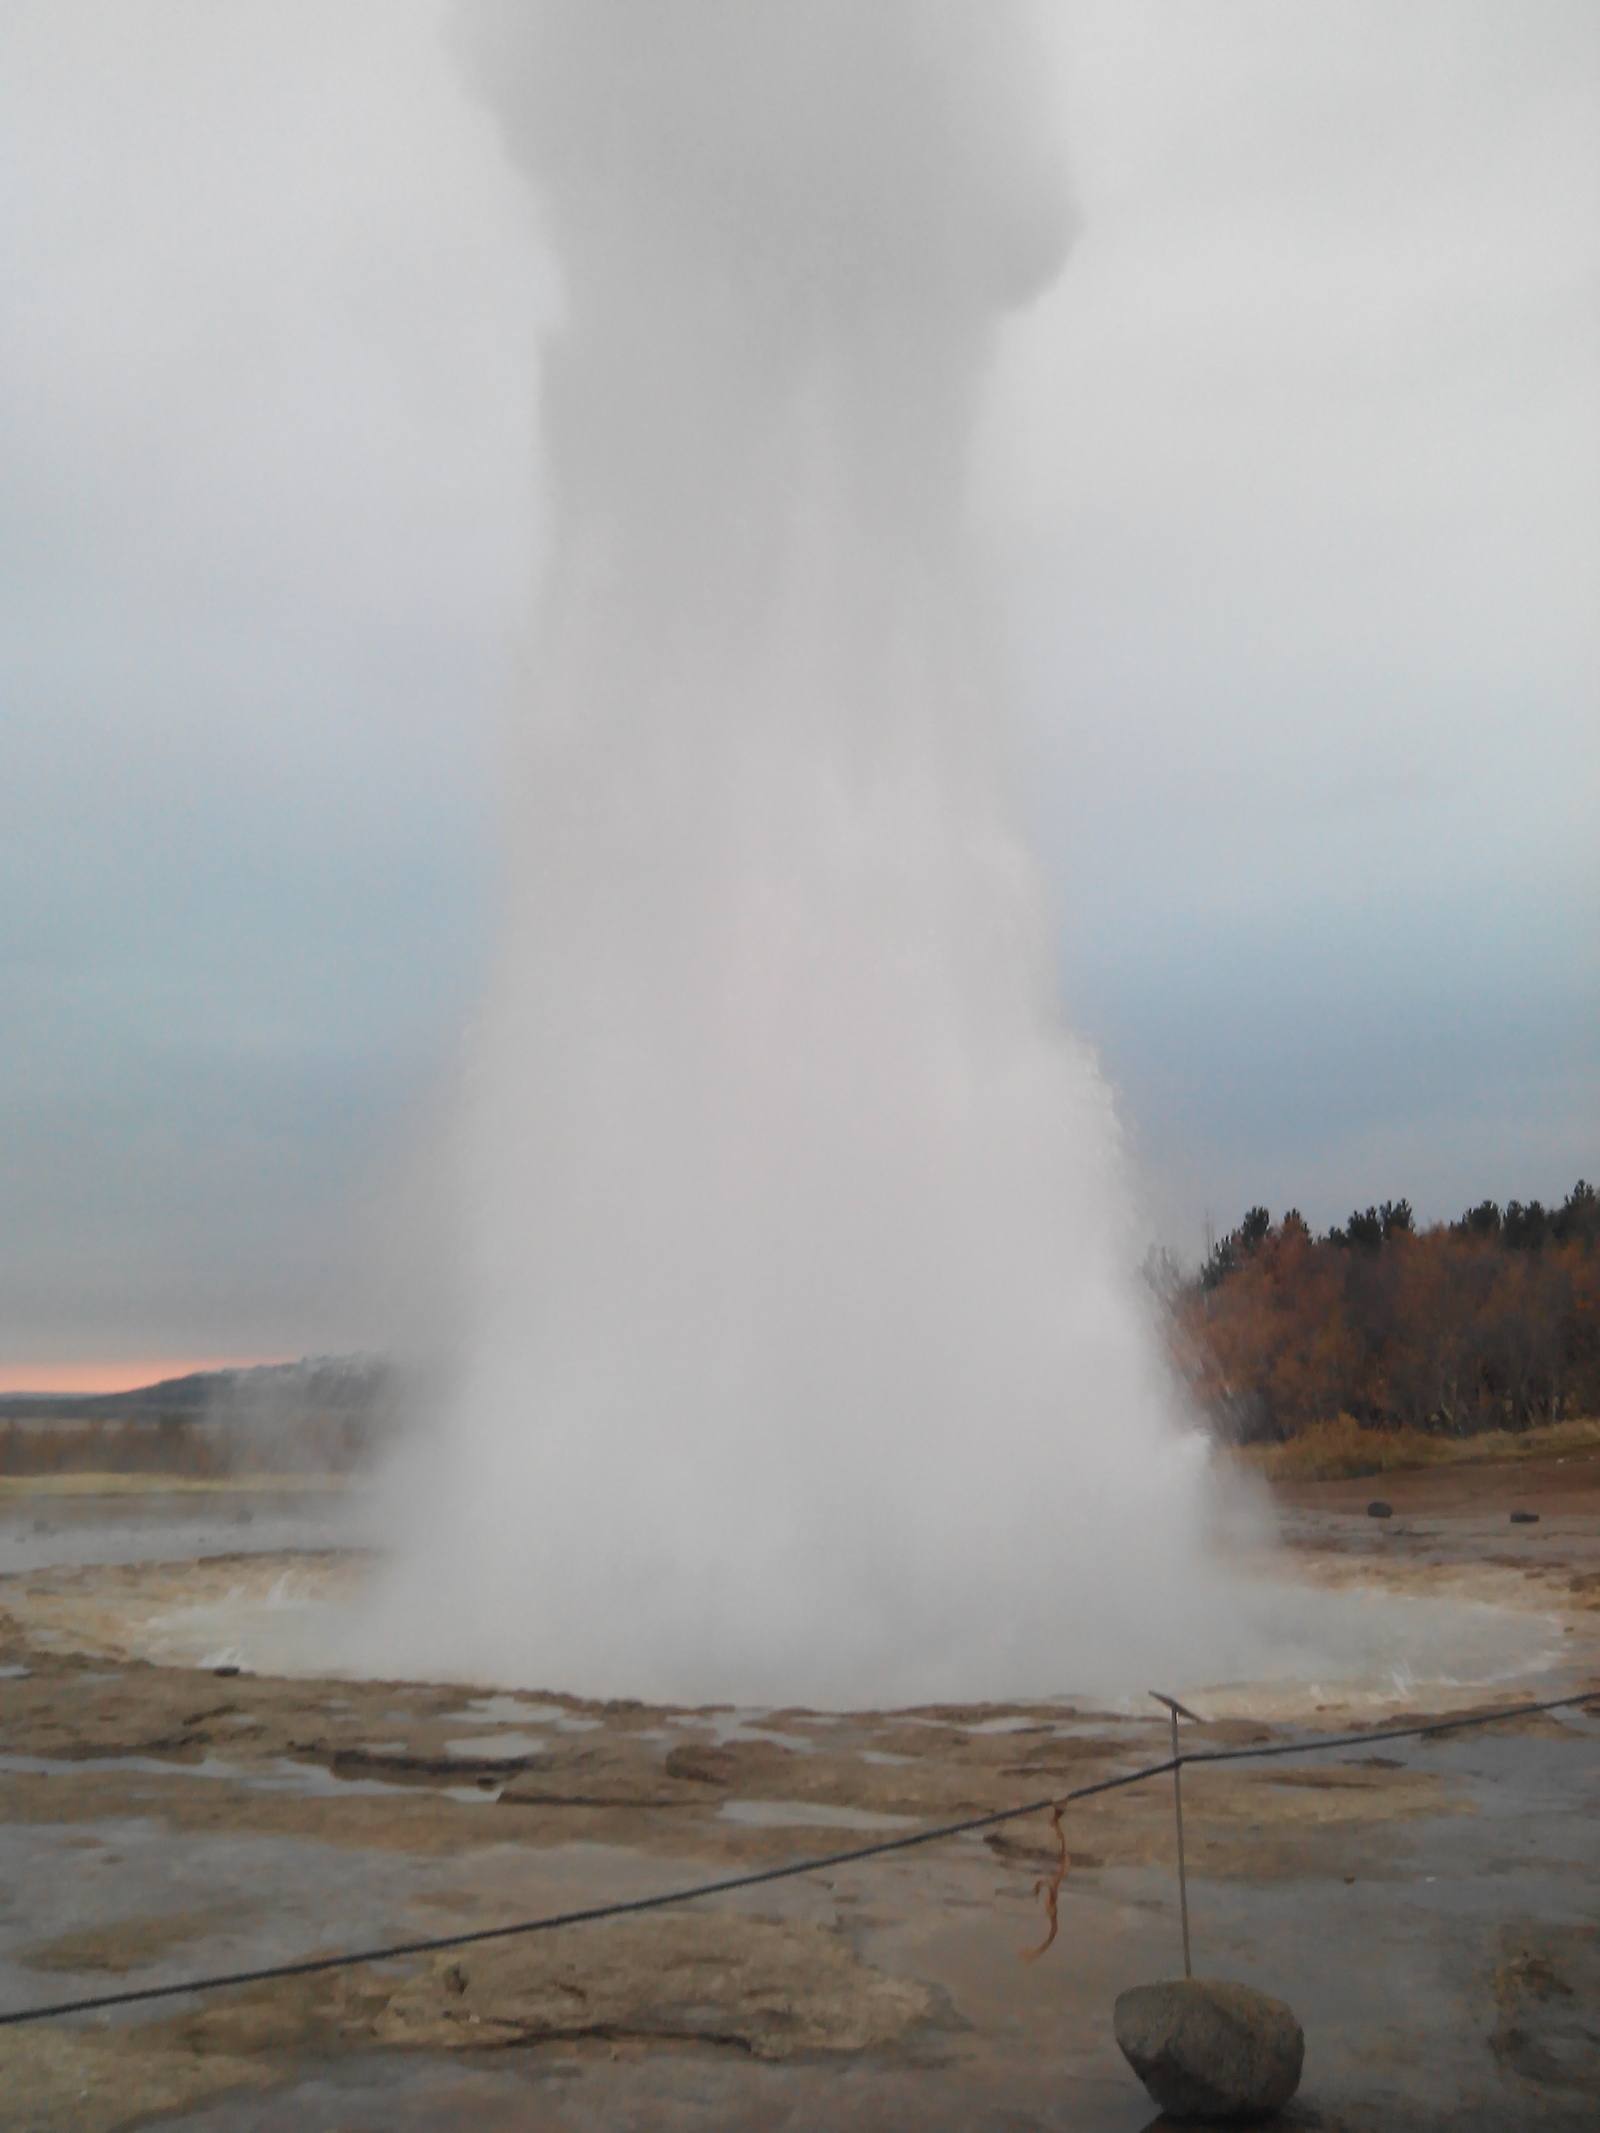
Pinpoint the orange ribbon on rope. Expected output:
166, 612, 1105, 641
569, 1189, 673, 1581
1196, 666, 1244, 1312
1020, 1802, 1068, 1961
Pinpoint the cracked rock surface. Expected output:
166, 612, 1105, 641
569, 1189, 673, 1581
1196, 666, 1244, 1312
373, 1912, 932, 2058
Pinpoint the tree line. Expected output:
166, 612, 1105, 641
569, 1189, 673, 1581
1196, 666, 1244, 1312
1168, 1180, 1599, 1441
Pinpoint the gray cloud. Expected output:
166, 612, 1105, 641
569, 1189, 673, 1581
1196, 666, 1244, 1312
992, 0, 1598, 1246
0, 1, 533, 1364
1, 2, 1594, 1371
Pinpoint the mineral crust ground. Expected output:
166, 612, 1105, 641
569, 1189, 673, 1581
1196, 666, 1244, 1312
1, 1449, 1597, 2131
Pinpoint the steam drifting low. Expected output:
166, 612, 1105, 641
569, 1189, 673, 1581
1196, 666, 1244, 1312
369, 0, 1220, 1705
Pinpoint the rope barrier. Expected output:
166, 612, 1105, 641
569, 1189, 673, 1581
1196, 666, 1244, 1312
1, 1685, 1593, 2030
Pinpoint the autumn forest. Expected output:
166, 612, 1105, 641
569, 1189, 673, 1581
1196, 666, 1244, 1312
1167, 1180, 1599, 1442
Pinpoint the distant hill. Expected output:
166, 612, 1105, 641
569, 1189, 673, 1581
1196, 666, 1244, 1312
0, 1355, 391, 1423
0, 1356, 398, 1478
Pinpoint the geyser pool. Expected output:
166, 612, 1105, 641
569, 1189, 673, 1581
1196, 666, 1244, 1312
43, 1532, 1565, 1720
366, 0, 1245, 1704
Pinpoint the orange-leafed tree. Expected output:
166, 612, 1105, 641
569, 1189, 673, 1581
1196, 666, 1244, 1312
1170, 1181, 1600, 1441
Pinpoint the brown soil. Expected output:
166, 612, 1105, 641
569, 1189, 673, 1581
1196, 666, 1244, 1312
1271, 1445, 1600, 1518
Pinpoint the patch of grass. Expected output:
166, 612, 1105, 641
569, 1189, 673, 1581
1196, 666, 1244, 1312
1236, 1412, 1600, 1484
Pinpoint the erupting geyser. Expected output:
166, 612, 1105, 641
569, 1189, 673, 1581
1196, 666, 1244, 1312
374, 0, 1221, 1704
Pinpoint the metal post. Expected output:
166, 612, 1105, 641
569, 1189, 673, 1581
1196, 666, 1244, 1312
1171, 1707, 1192, 1978
1151, 1692, 1201, 1979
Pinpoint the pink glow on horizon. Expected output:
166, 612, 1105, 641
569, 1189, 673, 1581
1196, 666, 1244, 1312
0, 1357, 294, 1396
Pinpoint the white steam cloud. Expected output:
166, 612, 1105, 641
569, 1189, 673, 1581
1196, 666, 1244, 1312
366, 0, 1223, 1706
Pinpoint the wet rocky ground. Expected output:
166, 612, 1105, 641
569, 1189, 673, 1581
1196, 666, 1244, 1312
0, 1454, 1596, 2131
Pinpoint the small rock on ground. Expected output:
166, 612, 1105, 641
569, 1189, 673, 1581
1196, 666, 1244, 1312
1115, 1976, 1304, 2121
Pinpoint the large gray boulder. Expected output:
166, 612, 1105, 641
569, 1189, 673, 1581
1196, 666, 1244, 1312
1114, 1978, 1304, 2121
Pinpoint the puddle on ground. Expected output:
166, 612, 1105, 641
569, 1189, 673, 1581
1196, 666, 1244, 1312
443, 1734, 545, 1761
717, 1800, 920, 1830
447, 1696, 566, 1726
0, 1751, 503, 1805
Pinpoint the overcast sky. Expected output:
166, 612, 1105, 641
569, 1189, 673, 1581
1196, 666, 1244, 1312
2, 1, 1595, 1385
